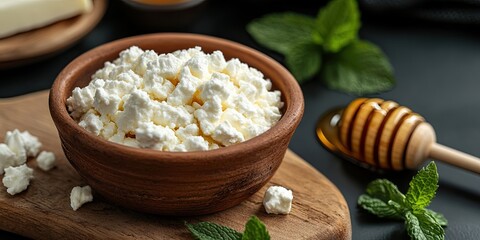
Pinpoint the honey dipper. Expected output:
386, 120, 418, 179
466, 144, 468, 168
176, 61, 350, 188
316, 98, 480, 173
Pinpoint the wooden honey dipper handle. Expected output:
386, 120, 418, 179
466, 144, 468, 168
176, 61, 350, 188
430, 144, 480, 174
406, 122, 480, 173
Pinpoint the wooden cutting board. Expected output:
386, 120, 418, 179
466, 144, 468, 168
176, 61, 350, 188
0, 91, 351, 240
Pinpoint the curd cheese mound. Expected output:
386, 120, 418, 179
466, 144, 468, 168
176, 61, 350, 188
2, 164, 34, 195
70, 185, 93, 211
67, 46, 284, 151
263, 185, 293, 215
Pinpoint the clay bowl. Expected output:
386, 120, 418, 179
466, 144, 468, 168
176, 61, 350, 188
49, 33, 304, 215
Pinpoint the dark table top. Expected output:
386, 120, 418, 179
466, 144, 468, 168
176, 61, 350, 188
1, 1, 479, 239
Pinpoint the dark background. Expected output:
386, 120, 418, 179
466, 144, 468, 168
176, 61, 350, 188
1, 0, 480, 239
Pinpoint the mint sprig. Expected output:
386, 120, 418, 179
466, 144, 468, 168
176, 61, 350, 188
186, 216, 270, 240
358, 162, 447, 240
247, 0, 395, 95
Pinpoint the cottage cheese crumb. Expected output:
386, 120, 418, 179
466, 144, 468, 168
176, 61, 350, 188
263, 186, 293, 214
4, 129, 27, 165
67, 46, 283, 151
0, 144, 16, 174
1, 130, 43, 174
2, 164, 34, 195
70, 185, 93, 211
36, 151, 56, 171
19, 131, 42, 157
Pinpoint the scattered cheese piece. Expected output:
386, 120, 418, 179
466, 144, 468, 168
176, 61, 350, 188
70, 185, 93, 211
2, 164, 34, 195
0, 144, 16, 175
4, 129, 27, 166
19, 130, 42, 157
263, 186, 293, 215
36, 151, 56, 171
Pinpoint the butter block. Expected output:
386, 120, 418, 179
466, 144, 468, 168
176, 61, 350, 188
0, 0, 93, 39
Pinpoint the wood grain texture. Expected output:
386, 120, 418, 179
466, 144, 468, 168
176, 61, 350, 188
0, 91, 351, 240
0, 0, 107, 68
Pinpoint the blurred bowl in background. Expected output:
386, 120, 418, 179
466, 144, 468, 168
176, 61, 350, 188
119, 0, 207, 31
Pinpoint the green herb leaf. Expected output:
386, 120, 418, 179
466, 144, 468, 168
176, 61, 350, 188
242, 216, 270, 240
285, 42, 322, 82
314, 0, 360, 53
405, 211, 445, 240
366, 179, 406, 205
186, 222, 242, 240
358, 194, 404, 219
246, 0, 397, 94
425, 209, 448, 227
322, 40, 395, 95
358, 179, 407, 219
358, 162, 446, 239
247, 13, 316, 55
406, 162, 439, 212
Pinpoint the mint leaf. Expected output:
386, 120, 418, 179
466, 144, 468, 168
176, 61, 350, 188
406, 162, 439, 212
322, 40, 395, 95
425, 209, 448, 227
186, 216, 271, 240
358, 162, 446, 240
285, 42, 322, 82
405, 211, 445, 240
186, 222, 242, 240
358, 194, 404, 219
247, 13, 316, 55
314, 0, 360, 52
358, 179, 408, 219
242, 216, 270, 240
366, 179, 406, 206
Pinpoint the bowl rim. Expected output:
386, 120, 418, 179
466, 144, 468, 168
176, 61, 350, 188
49, 33, 304, 165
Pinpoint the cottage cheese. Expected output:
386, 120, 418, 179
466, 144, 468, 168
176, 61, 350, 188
0, 129, 43, 174
0, 144, 16, 175
18, 130, 42, 157
36, 151, 56, 171
4, 129, 42, 160
4, 129, 27, 166
67, 46, 283, 151
2, 164, 34, 195
263, 185, 293, 214
70, 185, 93, 211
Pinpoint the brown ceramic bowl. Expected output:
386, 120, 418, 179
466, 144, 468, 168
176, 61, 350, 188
49, 33, 304, 215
